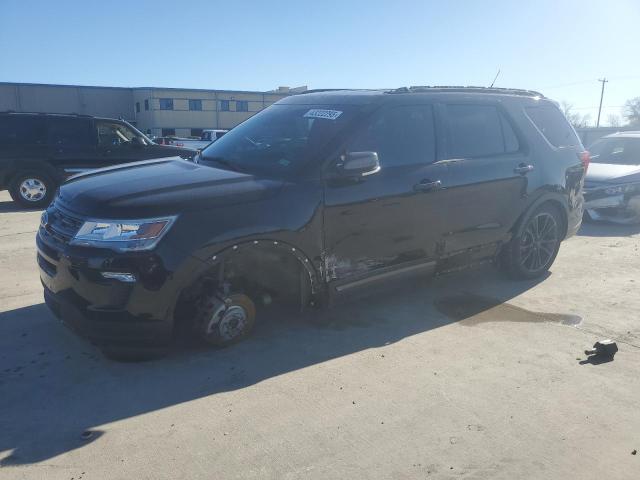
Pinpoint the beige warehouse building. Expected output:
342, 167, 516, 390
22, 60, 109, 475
0, 82, 306, 137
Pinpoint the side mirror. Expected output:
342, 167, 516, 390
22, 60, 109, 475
337, 151, 380, 177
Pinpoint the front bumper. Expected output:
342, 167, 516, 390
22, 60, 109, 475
584, 190, 640, 224
37, 226, 191, 347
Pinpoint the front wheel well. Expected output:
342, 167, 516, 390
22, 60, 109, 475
173, 243, 316, 331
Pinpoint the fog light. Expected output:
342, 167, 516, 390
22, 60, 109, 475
101, 272, 136, 283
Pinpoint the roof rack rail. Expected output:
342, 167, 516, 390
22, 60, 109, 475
296, 88, 359, 95
0, 110, 95, 117
386, 86, 545, 98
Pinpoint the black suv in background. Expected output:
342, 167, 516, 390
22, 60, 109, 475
0, 112, 197, 207
37, 87, 588, 358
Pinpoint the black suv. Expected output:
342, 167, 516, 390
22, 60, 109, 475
37, 87, 587, 357
0, 112, 196, 207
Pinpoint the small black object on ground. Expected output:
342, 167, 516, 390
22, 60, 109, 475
579, 339, 618, 365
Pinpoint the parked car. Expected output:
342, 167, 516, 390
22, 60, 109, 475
583, 132, 640, 223
201, 129, 228, 143
154, 133, 227, 150
0, 112, 197, 207
37, 87, 587, 358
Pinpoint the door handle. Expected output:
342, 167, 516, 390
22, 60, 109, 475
514, 164, 534, 175
413, 179, 442, 192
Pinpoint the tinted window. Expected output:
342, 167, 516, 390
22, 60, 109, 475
191, 128, 203, 137
135, 102, 140, 113
236, 100, 249, 112
189, 99, 202, 111
525, 105, 580, 148
347, 105, 436, 167
446, 104, 519, 158
589, 137, 640, 165
159, 98, 174, 110
161, 128, 176, 136
220, 100, 230, 111
0, 116, 46, 145
96, 121, 146, 146
201, 104, 361, 177
144, 99, 149, 111
47, 118, 93, 147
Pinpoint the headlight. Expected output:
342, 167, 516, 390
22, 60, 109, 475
70, 216, 177, 251
604, 184, 638, 196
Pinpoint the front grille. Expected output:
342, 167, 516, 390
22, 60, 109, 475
46, 204, 84, 244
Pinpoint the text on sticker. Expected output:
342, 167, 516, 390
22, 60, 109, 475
303, 109, 343, 120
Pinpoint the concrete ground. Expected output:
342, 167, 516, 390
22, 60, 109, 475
0, 190, 638, 480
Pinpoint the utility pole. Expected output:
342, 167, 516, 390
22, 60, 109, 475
596, 78, 608, 128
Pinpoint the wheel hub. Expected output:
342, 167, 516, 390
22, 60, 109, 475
206, 302, 248, 341
218, 305, 248, 341
20, 178, 46, 202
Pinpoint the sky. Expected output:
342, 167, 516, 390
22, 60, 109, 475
1, 0, 639, 126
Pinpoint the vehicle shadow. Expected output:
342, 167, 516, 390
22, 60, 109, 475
0, 200, 39, 214
578, 221, 640, 237
0, 266, 548, 465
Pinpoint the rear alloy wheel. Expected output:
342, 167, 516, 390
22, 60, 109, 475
196, 293, 256, 347
9, 171, 55, 209
504, 204, 562, 279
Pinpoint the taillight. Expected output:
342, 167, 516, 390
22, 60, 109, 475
579, 151, 590, 172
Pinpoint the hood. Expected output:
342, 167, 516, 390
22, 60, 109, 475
58, 158, 284, 218
585, 163, 640, 184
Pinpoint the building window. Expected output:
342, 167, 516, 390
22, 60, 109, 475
190, 128, 203, 137
144, 99, 149, 111
189, 99, 202, 111
220, 100, 230, 111
135, 102, 140, 113
236, 100, 249, 112
159, 98, 174, 110
161, 128, 176, 137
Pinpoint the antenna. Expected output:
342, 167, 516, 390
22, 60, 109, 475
490, 69, 501, 88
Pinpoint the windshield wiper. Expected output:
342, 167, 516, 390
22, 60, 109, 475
202, 156, 243, 172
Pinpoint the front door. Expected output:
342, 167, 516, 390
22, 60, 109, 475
323, 103, 449, 292
96, 120, 157, 165
438, 102, 536, 255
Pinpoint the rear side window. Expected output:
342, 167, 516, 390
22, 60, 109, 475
0, 116, 46, 145
445, 104, 519, 158
347, 104, 436, 167
525, 105, 580, 148
47, 118, 94, 147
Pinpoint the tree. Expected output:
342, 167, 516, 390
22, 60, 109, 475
624, 97, 640, 127
607, 114, 622, 127
560, 101, 591, 128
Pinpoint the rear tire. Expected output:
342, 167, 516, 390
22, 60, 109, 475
502, 204, 563, 280
9, 171, 56, 209
195, 293, 256, 347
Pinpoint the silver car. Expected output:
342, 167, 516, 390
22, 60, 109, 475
584, 132, 640, 223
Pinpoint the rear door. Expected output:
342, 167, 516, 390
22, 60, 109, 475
46, 117, 99, 175
0, 115, 48, 179
438, 102, 533, 255
323, 103, 449, 290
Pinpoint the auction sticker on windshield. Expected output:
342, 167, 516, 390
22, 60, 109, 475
303, 109, 343, 120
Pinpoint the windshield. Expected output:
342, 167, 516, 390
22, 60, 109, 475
199, 104, 360, 176
589, 137, 640, 165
